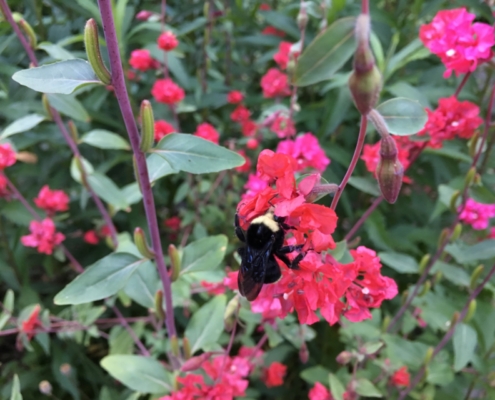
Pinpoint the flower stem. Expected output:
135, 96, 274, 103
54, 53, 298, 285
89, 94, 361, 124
331, 115, 368, 210
112, 305, 150, 357
96, 0, 177, 339
362, 0, 369, 15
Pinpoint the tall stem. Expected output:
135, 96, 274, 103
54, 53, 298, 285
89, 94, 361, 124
96, 0, 177, 339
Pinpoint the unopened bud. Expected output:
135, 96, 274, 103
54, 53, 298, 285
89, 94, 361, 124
170, 335, 180, 358
449, 190, 461, 213
336, 350, 353, 365
224, 295, 239, 331
464, 167, 476, 188
433, 270, 442, 284
470, 264, 484, 290
42, 94, 53, 120
60, 363, 72, 375
67, 120, 79, 142
299, 342, 309, 364
354, 15, 373, 71
297, 4, 308, 31
451, 223, 462, 242
418, 254, 430, 274
19, 19, 37, 48
306, 183, 339, 203
401, 290, 409, 305
74, 156, 88, 187
424, 347, 434, 366
168, 244, 181, 282
134, 227, 155, 259
287, 59, 296, 81
348, 66, 381, 115
437, 228, 449, 248
84, 19, 111, 84
136, 10, 154, 21
468, 132, 479, 158
418, 280, 431, 297
450, 311, 460, 327
464, 299, 476, 323
381, 315, 391, 332
182, 337, 192, 359
376, 136, 403, 203
473, 173, 481, 185
154, 290, 165, 322
181, 352, 212, 372
39, 380, 52, 395
15, 151, 37, 164
139, 100, 154, 152
368, 109, 389, 138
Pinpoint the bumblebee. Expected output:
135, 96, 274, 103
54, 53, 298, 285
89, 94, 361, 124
234, 209, 304, 301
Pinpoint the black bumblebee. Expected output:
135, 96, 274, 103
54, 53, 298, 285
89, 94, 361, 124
235, 209, 304, 301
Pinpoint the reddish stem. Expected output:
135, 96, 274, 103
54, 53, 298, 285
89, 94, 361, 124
361, 0, 369, 15
344, 195, 382, 241
454, 72, 471, 98
112, 305, 150, 356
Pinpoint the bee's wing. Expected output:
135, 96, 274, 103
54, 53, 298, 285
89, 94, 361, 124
238, 247, 269, 301
238, 267, 264, 301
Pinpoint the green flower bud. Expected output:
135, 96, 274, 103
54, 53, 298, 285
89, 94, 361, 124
182, 337, 192, 359
42, 94, 53, 121
451, 223, 462, 242
464, 299, 476, 323
84, 19, 111, 84
224, 295, 239, 332
170, 335, 180, 358
376, 135, 403, 203
449, 190, 461, 213
348, 66, 382, 115
464, 167, 477, 189
418, 280, 431, 297
470, 264, 484, 290
297, 4, 308, 31
134, 227, 155, 259
168, 244, 181, 282
19, 19, 37, 48
381, 315, 391, 332
154, 290, 165, 322
450, 311, 460, 327
423, 347, 434, 366
67, 120, 79, 142
139, 100, 154, 152
418, 254, 430, 274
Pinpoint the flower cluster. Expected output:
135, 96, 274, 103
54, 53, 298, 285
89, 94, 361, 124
418, 96, 482, 148
391, 366, 411, 387
194, 122, 220, 144
261, 68, 290, 98
276, 133, 330, 172
34, 185, 70, 215
157, 31, 178, 51
269, 113, 296, 138
152, 78, 185, 104
154, 120, 176, 142
20, 305, 42, 340
236, 151, 397, 325
459, 198, 495, 230
21, 218, 65, 255
83, 225, 112, 245
419, 8, 495, 78
0, 143, 16, 169
128, 49, 159, 72
309, 382, 334, 400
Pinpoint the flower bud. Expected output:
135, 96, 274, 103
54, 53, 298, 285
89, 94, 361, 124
470, 264, 484, 291
306, 183, 339, 203
433, 271, 442, 284
134, 227, 155, 259
74, 156, 88, 187
139, 100, 154, 152
299, 342, 309, 364
67, 120, 79, 142
224, 295, 239, 331
376, 136, 403, 203
15, 151, 37, 164
287, 58, 297, 81
437, 228, 449, 248
182, 337, 192, 359
464, 299, 476, 323
418, 280, 431, 297
451, 223, 462, 242
181, 352, 212, 372
468, 132, 479, 158
18, 19, 37, 48
170, 335, 180, 358
368, 109, 389, 138
39, 380, 52, 395
381, 315, 391, 332
297, 3, 308, 31
154, 290, 165, 322
418, 254, 430, 274
423, 347, 434, 367
354, 15, 373, 72
136, 10, 154, 21
168, 244, 181, 282
450, 311, 460, 327
336, 350, 353, 365
84, 19, 111, 84
42, 94, 53, 121
401, 289, 409, 305
464, 167, 476, 189
60, 363, 72, 375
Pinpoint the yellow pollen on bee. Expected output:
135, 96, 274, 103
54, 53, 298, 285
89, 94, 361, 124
251, 211, 280, 232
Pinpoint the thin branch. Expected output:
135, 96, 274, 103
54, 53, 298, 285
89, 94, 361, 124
112, 306, 150, 357
454, 72, 471, 97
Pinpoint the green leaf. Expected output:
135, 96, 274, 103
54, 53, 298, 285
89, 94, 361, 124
379, 252, 418, 274
147, 153, 178, 182
70, 156, 94, 184
300, 365, 330, 385
47, 94, 90, 122
87, 172, 129, 211
385, 38, 431, 80
445, 240, 495, 263
294, 17, 356, 87
1, 114, 45, 139
259, 10, 300, 38
0, 289, 14, 330
37, 42, 75, 60
376, 97, 427, 136
185, 295, 226, 354
152, 133, 244, 174
54, 253, 145, 305
10, 375, 22, 400
100, 355, 172, 394
453, 323, 477, 371
329, 373, 346, 400
80, 130, 130, 150
181, 235, 228, 275
348, 176, 380, 196
12, 59, 101, 94
355, 378, 382, 397
431, 261, 470, 287
123, 261, 158, 309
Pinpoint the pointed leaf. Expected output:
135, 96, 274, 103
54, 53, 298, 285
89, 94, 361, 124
54, 253, 145, 305
181, 235, 228, 275
453, 323, 477, 371
294, 17, 356, 87
80, 130, 130, 150
12, 59, 101, 94
10, 375, 22, 400
0, 289, 14, 330
87, 172, 129, 211
147, 153, 178, 182
185, 295, 226, 354
1, 114, 45, 139
152, 133, 244, 174
376, 97, 427, 136
329, 373, 346, 400
100, 355, 172, 394
355, 378, 382, 397
124, 260, 158, 309
47, 93, 90, 122
37, 42, 75, 60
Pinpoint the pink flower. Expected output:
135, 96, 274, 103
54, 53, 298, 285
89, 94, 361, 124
242, 173, 269, 200
309, 382, 333, 400
230, 104, 251, 122
21, 305, 42, 340
21, 218, 65, 255
164, 216, 181, 230
262, 362, 287, 387
227, 90, 244, 104
261, 68, 290, 98
391, 366, 410, 387
151, 79, 185, 104
83, 230, 100, 245
270, 114, 296, 138
459, 199, 495, 230
246, 138, 259, 149
419, 8, 495, 77
241, 120, 258, 137
34, 185, 69, 214
154, 120, 175, 142
0, 143, 16, 170
262, 26, 285, 37
489, 227, 495, 239
276, 133, 330, 172
129, 49, 158, 71
136, 10, 153, 21
0, 173, 9, 197
157, 31, 179, 51
194, 123, 220, 144
273, 41, 294, 70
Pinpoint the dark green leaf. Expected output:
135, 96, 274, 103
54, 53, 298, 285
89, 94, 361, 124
54, 253, 145, 305
100, 355, 172, 394
376, 98, 427, 136
300, 365, 330, 385
445, 240, 495, 263
0, 289, 14, 331
294, 17, 356, 86
259, 10, 300, 38
1, 114, 45, 139
379, 252, 418, 274
12, 59, 101, 94
80, 130, 130, 150
181, 235, 228, 275
348, 176, 380, 196
355, 378, 382, 397
453, 323, 477, 371
329, 373, 346, 400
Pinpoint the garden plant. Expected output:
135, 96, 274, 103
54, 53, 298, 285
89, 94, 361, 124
1, 0, 495, 399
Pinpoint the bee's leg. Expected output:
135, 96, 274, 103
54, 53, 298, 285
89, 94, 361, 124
234, 213, 246, 242
278, 244, 304, 254
273, 215, 296, 231
264, 256, 282, 284
276, 246, 305, 270
274, 252, 299, 270
237, 247, 245, 257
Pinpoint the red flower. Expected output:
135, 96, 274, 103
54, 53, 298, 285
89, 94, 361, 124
276, 133, 330, 172
418, 96, 482, 148
270, 114, 296, 138
230, 105, 251, 122
83, 230, 100, 245
227, 90, 244, 104
261, 68, 290, 98
157, 31, 179, 51
273, 41, 294, 70
419, 8, 495, 77
154, 120, 176, 142
136, 10, 153, 21
262, 362, 287, 387
200, 281, 226, 295
259, 3, 271, 11
129, 49, 158, 71
21, 305, 42, 340
151, 79, 185, 104
100, 225, 112, 237
391, 366, 410, 387
194, 123, 220, 144
262, 26, 285, 37
21, 218, 65, 255
0, 173, 9, 197
0, 143, 16, 170
309, 382, 333, 400
246, 138, 259, 149
34, 185, 69, 214
164, 216, 181, 230
241, 120, 258, 137
236, 150, 251, 173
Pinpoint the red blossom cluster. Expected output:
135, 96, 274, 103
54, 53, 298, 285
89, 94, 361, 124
390, 366, 411, 387
418, 96, 482, 148
194, 122, 220, 144
157, 31, 179, 51
419, 8, 495, 78
273, 41, 294, 70
261, 68, 290, 98
227, 90, 244, 104
152, 78, 185, 105
0, 143, 16, 197
234, 151, 397, 325
34, 185, 70, 215
309, 382, 335, 400
459, 198, 495, 230
268, 112, 296, 138
21, 218, 65, 255
276, 133, 330, 172
20, 305, 42, 340
154, 120, 176, 142
128, 49, 159, 72
83, 225, 112, 245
